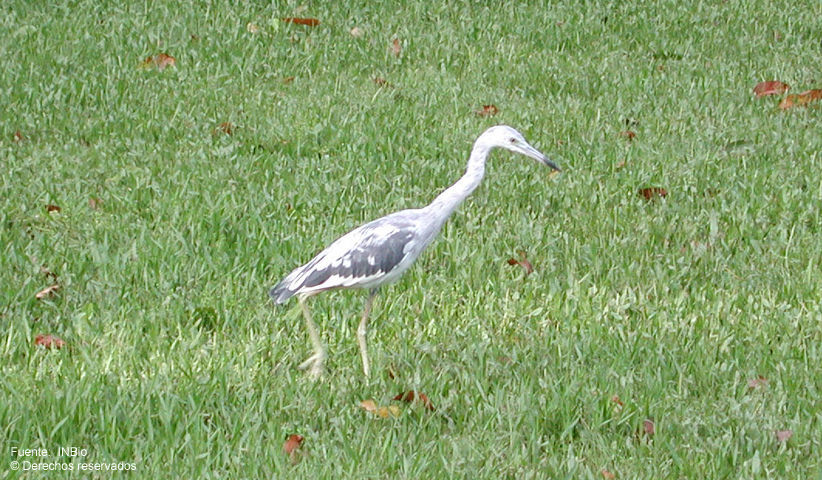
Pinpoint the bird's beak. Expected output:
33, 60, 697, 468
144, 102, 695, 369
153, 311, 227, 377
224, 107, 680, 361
522, 143, 561, 172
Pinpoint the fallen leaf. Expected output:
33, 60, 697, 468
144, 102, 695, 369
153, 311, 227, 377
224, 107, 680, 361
360, 399, 400, 418
213, 122, 234, 136
393, 391, 435, 411
13, 130, 25, 142
517, 254, 534, 275
359, 399, 377, 413
154, 53, 176, 70
475, 104, 499, 117
779, 89, 822, 110
373, 77, 394, 88
283, 434, 304, 463
506, 250, 534, 276
140, 53, 176, 71
753, 81, 790, 97
775, 430, 793, 443
747, 375, 768, 389
642, 419, 655, 436
88, 197, 103, 210
779, 95, 798, 109
282, 17, 320, 27
619, 130, 636, 141
376, 405, 401, 418
282, 76, 295, 84
610, 394, 624, 414
350, 27, 364, 38
246, 22, 260, 34
39, 265, 57, 279
45, 204, 61, 213
34, 334, 66, 349
35, 284, 60, 299
639, 187, 667, 201
391, 38, 401, 57
601, 469, 616, 479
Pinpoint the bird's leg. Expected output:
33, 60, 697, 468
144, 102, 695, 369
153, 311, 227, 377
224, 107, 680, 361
357, 289, 377, 378
297, 296, 325, 379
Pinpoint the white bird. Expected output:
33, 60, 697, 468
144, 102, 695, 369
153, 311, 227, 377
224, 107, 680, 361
270, 125, 560, 378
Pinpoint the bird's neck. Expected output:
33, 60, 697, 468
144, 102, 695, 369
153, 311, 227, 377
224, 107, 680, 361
423, 142, 490, 222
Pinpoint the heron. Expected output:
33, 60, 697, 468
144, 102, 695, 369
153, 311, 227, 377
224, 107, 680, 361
270, 125, 560, 378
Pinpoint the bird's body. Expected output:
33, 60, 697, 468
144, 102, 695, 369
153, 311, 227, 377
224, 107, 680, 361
271, 125, 559, 378
270, 210, 429, 302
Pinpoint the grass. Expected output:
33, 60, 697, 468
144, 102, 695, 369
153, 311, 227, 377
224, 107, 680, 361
2, 0, 822, 477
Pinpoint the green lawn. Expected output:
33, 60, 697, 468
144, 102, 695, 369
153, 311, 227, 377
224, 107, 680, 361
2, 0, 821, 478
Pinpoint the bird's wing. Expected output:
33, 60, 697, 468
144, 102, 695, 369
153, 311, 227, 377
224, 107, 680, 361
270, 216, 418, 302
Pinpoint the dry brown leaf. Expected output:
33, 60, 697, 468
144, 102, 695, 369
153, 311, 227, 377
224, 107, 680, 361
283, 434, 304, 463
35, 284, 60, 299
747, 375, 768, 389
753, 81, 790, 97
359, 399, 377, 413
45, 204, 61, 213
35, 334, 66, 349
154, 53, 176, 70
140, 53, 176, 71
13, 130, 25, 142
39, 265, 57, 280
376, 405, 401, 418
779, 89, 822, 110
619, 130, 636, 141
213, 122, 234, 136
391, 38, 401, 57
506, 250, 534, 276
360, 399, 400, 418
779, 95, 799, 109
642, 419, 655, 436
775, 430, 793, 443
88, 197, 103, 210
350, 27, 364, 38
393, 391, 435, 411
282, 17, 320, 26
475, 104, 499, 117
639, 187, 667, 201
601, 469, 616, 479
610, 394, 624, 413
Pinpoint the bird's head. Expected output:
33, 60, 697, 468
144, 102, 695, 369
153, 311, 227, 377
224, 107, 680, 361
478, 125, 561, 172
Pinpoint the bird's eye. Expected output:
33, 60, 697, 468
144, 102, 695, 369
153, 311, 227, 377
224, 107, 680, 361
509, 137, 516, 144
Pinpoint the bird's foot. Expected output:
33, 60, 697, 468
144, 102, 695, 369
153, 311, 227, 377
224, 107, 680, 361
298, 351, 326, 379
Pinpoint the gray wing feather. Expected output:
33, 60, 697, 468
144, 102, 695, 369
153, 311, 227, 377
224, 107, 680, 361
270, 216, 417, 303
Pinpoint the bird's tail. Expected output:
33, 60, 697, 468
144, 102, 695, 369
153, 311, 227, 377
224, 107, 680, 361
269, 280, 296, 304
